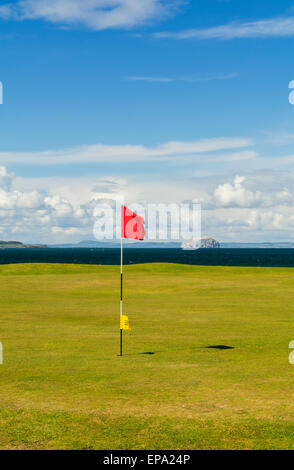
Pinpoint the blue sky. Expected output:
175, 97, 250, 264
1, 0, 294, 243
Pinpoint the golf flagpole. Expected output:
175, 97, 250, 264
119, 205, 145, 357
120, 235, 123, 356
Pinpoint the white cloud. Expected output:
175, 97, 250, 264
208, 150, 258, 162
208, 208, 291, 238
0, 166, 95, 243
275, 188, 293, 204
0, 166, 13, 191
265, 132, 294, 146
1, 166, 294, 243
0, 0, 182, 30
126, 73, 237, 82
199, 175, 294, 210
155, 16, 294, 40
0, 166, 43, 209
0, 137, 253, 165
235, 210, 287, 232
126, 76, 176, 83
214, 175, 262, 208
210, 176, 294, 208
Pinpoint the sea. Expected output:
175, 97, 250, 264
1, 248, 294, 268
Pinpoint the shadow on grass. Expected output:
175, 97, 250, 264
124, 350, 160, 356
124, 345, 236, 356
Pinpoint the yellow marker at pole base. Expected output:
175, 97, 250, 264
120, 315, 131, 331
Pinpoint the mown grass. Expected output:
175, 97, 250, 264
0, 262, 294, 449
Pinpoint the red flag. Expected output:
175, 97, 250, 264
121, 205, 145, 240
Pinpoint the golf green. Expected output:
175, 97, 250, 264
0, 263, 293, 449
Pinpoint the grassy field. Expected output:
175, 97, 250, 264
0, 262, 294, 450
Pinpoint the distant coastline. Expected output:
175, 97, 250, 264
1, 239, 294, 249
49, 240, 294, 249
0, 241, 47, 249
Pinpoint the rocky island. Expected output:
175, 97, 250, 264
0, 241, 47, 249
181, 237, 220, 250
